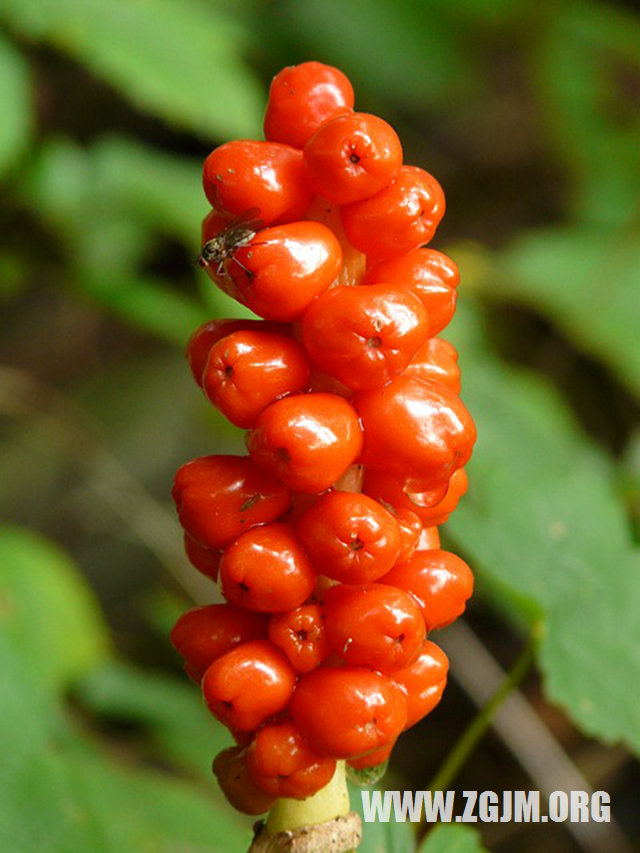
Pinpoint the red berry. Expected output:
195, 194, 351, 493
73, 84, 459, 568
213, 746, 277, 815
322, 583, 426, 672
202, 639, 296, 731
183, 532, 221, 581
392, 640, 449, 729
248, 393, 363, 493
247, 720, 336, 799
290, 666, 407, 758
303, 112, 402, 204
301, 283, 429, 390
220, 522, 316, 613
202, 140, 313, 225
296, 491, 401, 583
413, 469, 469, 527
341, 166, 445, 262
405, 337, 461, 394
186, 317, 289, 387
393, 508, 423, 564
170, 604, 268, 682
363, 248, 459, 337
268, 603, 330, 673
172, 455, 291, 550
381, 549, 473, 631
212, 221, 343, 322
264, 61, 355, 149
365, 468, 468, 527
201, 208, 231, 242
355, 376, 476, 493
202, 330, 311, 428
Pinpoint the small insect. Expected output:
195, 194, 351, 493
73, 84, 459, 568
197, 209, 263, 278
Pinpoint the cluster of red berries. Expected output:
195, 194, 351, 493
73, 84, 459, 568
170, 61, 476, 816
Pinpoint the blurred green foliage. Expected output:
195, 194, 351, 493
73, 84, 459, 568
0, 0, 639, 850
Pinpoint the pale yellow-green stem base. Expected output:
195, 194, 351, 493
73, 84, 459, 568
249, 762, 361, 852
267, 761, 351, 833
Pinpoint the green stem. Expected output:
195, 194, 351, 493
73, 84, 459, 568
266, 760, 351, 834
426, 630, 537, 796
249, 761, 361, 852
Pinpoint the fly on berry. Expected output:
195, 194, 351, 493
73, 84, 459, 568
198, 209, 263, 278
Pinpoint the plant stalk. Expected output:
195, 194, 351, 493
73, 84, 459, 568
249, 761, 361, 852
427, 630, 537, 797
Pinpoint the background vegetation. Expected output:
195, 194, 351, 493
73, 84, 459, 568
1, 0, 639, 850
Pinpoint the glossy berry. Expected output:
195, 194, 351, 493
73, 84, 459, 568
264, 61, 355, 150
393, 508, 423, 564
248, 393, 363, 493
355, 375, 476, 493
381, 549, 473, 631
172, 455, 290, 550
183, 532, 221, 581
268, 603, 330, 673
413, 469, 469, 527
365, 468, 468, 528
201, 208, 231, 243
213, 746, 277, 815
364, 466, 443, 511
303, 112, 402, 204
220, 522, 316, 613
363, 248, 459, 337
202, 330, 311, 428
392, 640, 449, 729
322, 583, 426, 672
213, 221, 343, 322
202, 140, 313, 225
202, 639, 296, 731
170, 604, 268, 682
186, 317, 289, 387
405, 337, 461, 394
247, 720, 336, 799
297, 491, 401, 583
301, 283, 429, 390
290, 666, 407, 758
341, 166, 445, 262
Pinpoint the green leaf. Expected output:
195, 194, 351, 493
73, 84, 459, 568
76, 660, 231, 778
24, 137, 225, 342
27, 136, 203, 253
419, 823, 488, 852
349, 783, 415, 853
272, 0, 482, 111
445, 300, 640, 754
82, 272, 209, 345
0, 526, 110, 691
496, 229, 640, 397
0, 0, 264, 140
0, 32, 31, 176
69, 752, 249, 852
532, 3, 640, 227
89, 137, 204, 247
1, 729, 249, 853
0, 616, 247, 851
0, 632, 59, 775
